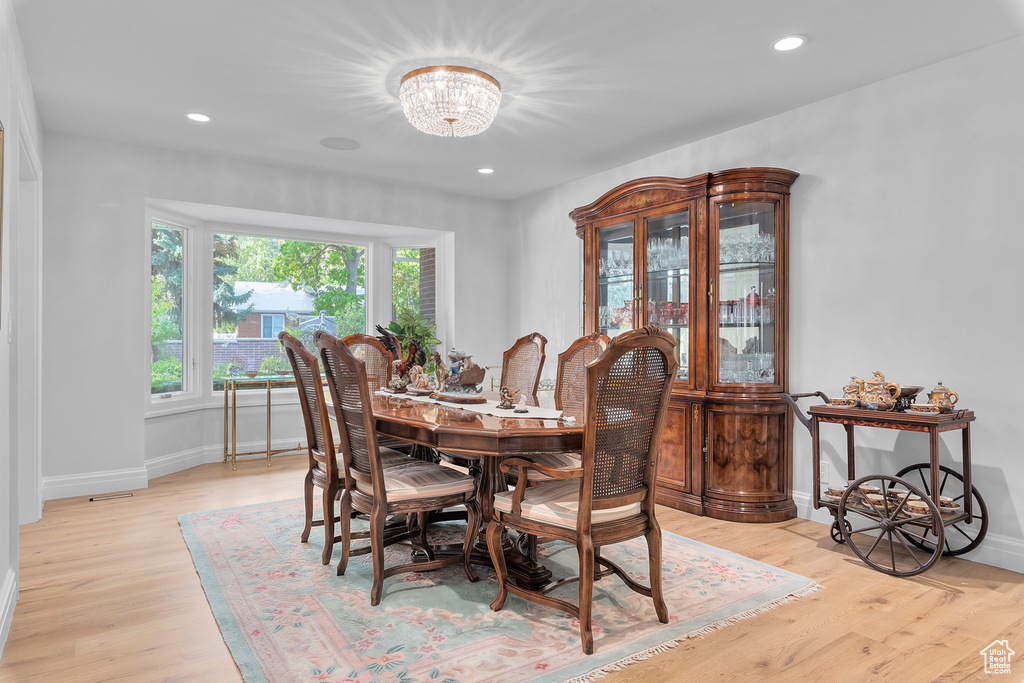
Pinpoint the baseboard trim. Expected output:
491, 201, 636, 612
145, 438, 306, 480
0, 567, 18, 660
42, 467, 150, 501
792, 491, 1024, 574
145, 445, 220, 480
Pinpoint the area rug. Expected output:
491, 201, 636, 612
179, 500, 821, 683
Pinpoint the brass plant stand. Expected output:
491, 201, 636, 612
222, 375, 306, 470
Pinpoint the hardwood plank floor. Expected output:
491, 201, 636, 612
1, 454, 1021, 682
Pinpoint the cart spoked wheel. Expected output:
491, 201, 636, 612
838, 475, 943, 577
830, 517, 851, 544
893, 463, 989, 556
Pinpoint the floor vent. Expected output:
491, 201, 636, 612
89, 492, 134, 502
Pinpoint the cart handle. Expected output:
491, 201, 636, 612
782, 391, 831, 434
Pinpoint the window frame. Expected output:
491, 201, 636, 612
260, 313, 285, 339
146, 211, 448, 418
147, 215, 198, 404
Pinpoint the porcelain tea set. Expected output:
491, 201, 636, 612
829, 371, 960, 413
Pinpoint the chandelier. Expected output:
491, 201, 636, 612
399, 65, 501, 137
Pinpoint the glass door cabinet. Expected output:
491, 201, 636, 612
573, 168, 798, 522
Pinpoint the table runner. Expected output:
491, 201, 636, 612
376, 390, 568, 421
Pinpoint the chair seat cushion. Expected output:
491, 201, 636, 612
379, 447, 418, 469
493, 479, 641, 529
508, 452, 581, 481
356, 461, 475, 501
333, 446, 413, 471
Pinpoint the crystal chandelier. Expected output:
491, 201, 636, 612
399, 65, 501, 137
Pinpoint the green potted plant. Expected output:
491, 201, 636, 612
382, 310, 441, 372
260, 355, 290, 375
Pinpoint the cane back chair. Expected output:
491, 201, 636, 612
500, 332, 547, 399
317, 332, 482, 605
339, 333, 392, 391
555, 332, 611, 420
487, 325, 678, 654
279, 332, 342, 565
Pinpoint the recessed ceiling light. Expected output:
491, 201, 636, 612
477, 168, 495, 175
319, 137, 361, 151
186, 112, 211, 122
771, 35, 807, 51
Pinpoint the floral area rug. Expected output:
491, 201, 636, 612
179, 499, 820, 683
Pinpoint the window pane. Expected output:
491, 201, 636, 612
213, 234, 365, 389
392, 247, 436, 323
151, 223, 184, 394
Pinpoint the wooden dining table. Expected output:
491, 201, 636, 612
368, 391, 583, 589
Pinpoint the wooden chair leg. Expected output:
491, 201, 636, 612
487, 518, 509, 611
462, 498, 481, 583
336, 490, 353, 576
417, 511, 429, 545
645, 524, 669, 623
321, 483, 336, 565
577, 536, 595, 655
301, 469, 314, 543
369, 505, 387, 607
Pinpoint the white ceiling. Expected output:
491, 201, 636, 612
13, 0, 1024, 201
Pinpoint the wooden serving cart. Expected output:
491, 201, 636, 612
785, 392, 988, 576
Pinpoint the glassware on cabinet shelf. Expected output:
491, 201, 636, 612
719, 232, 775, 264
717, 201, 778, 385
646, 237, 689, 272
597, 222, 635, 339
719, 351, 775, 384
599, 249, 634, 278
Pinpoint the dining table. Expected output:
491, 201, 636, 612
364, 390, 584, 589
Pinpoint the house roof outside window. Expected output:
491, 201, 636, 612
234, 282, 315, 314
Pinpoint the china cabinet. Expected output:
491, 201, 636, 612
571, 168, 798, 522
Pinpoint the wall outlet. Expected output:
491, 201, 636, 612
819, 460, 830, 484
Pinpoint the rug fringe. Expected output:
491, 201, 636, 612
563, 582, 824, 683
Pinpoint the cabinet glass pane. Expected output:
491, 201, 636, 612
645, 210, 690, 380
597, 222, 634, 339
717, 202, 776, 384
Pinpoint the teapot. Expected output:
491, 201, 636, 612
927, 381, 959, 409
842, 377, 865, 404
861, 371, 901, 411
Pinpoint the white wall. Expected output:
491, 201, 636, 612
1, 0, 44, 657
40, 133, 511, 498
510, 36, 1024, 572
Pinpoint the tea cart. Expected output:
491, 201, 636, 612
785, 392, 988, 577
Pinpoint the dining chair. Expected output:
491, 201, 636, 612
514, 332, 613, 481
331, 331, 416, 454
317, 332, 482, 606
500, 332, 547, 399
279, 332, 343, 565
339, 332, 393, 391
486, 325, 678, 654
506, 332, 613, 560
555, 332, 611, 420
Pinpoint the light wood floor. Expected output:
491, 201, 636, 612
1, 453, 1021, 682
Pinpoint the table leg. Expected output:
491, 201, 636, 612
472, 455, 552, 590
266, 379, 272, 467
929, 427, 942, 536
845, 423, 856, 484
223, 383, 229, 462
811, 417, 821, 508
231, 381, 238, 471
962, 424, 973, 522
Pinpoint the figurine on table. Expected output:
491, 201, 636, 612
513, 394, 529, 414
497, 387, 517, 409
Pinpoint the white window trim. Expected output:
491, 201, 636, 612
145, 209, 450, 419
261, 313, 285, 339
146, 212, 200, 406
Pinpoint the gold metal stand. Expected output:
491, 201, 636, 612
222, 375, 307, 470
